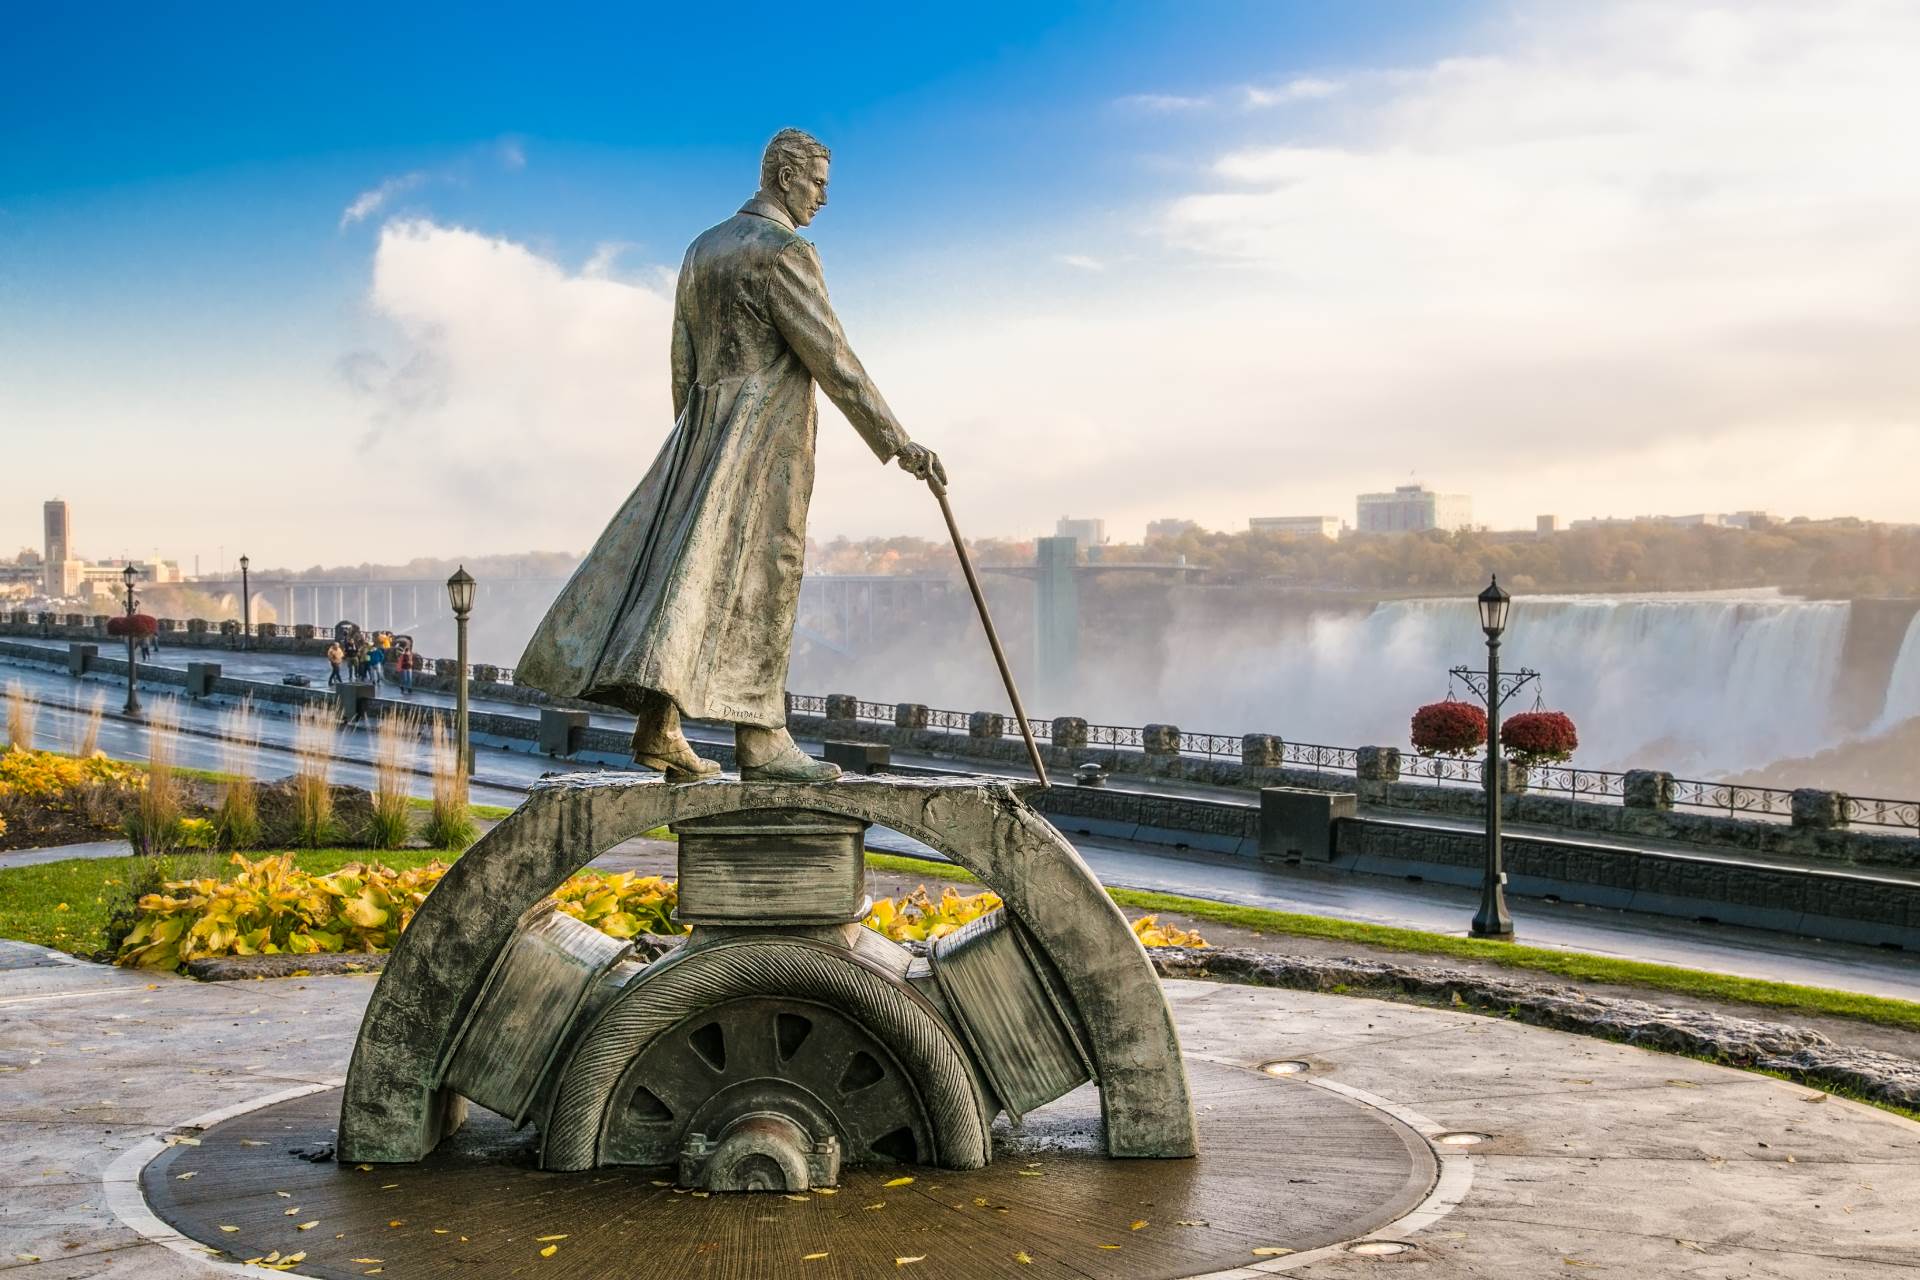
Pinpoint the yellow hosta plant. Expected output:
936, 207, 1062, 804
1129, 915, 1210, 948
117, 853, 447, 969
0, 746, 143, 811
115, 857, 1205, 972
551, 871, 681, 939
864, 885, 1004, 943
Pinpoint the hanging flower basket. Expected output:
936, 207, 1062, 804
106, 613, 158, 639
1410, 700, 1487, 757
1500, 710, 1579, 767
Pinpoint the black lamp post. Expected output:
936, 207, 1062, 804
1448, 575, 1536, 941
446, 566, 475, 777
121, 563, 142, 717
239, 554, 251, 650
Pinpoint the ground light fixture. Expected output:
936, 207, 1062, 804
1259, 1060, 1311, 1076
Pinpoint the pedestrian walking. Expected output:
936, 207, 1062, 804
326, 640, 344, 686
396, 646, 414, 696
367, 640, 385, 686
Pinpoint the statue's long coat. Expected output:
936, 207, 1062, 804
516, 195, 908, 726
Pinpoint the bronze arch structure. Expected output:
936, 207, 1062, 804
338, 773, 1197, 1168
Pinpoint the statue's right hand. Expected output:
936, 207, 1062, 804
897, 441, 948, 488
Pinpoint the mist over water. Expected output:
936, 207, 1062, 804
1133, 592, 1853, 776
793, 586, 1915, 781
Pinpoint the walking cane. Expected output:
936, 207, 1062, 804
928, 474, 1050, 788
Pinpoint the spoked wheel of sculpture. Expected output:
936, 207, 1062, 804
603, 996, 936, 1181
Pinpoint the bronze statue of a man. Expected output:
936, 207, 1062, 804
517, 128, 943, 782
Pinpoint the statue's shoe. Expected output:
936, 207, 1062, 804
633, 748, 723, 784
739, 744, 842, 783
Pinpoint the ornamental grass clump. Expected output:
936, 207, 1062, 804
368, 711, 418, 850
5, 681, 34, 752
422, 718, 476, 851
214, 699, 261, 850
68, 690, 104, 760
124, 706, 185, 858
291, 704, 337, 848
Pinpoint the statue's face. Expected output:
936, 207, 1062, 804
779, 157, 830, 227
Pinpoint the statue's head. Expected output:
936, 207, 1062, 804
760, 128, 831, 227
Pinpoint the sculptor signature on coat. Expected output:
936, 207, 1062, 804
516, 128, 944, 782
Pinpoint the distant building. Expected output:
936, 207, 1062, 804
1356, 484, 1473, 534
1145, 518, 1199, 542
1250, 515, 1342, 540
1053, 516, 1106, 551
1536, 514, 1561, 535
1569, 512, 1763, 531
42, 499, 82, 597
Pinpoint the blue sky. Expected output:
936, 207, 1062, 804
4, 2, 1918, 568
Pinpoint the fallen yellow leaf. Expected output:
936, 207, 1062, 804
1017, 1170, 1043, 1177
176, 1171, 197, 1180
803, 1252, 829, 1261
1253, 1246, 1295, 1257
540, 1244, 558, 1258
1098, 1243, 1122, 1250
885, 1175, 915, 1187
296, 1221, 318, 1231
356, 1164, 374, 1172
896, 1258, 925, 1267
865, 1202, 886, 1211
387, 1219, 404, 1228
814, 1187, 837, 1195
535, 1235, 568, 1242
1130, 1220, 1148, 1230
218, 1226, 239, 1233
1013, 1252, 1032, 1265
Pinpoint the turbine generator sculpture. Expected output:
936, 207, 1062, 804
337, 774, 1197, 1191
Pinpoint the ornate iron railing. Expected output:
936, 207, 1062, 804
1669, 778, 1794, 820
1401, 754, 1482, 786
1841, 795, 1920, 833
316, 652, 1920, 831
1281, 741, 1360, 773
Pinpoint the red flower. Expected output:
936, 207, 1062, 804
1501, 710, 1579, 766
1411, 700, 1487, 757
106, 613, 158, 638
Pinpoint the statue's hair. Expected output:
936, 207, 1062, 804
761, 128, 830, 190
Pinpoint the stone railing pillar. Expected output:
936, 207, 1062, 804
1355, 746, 1401, 782
1623, 770, 1675, 811
894, 702, 929, 730
969, 711, 1004, 739
1791, 788, 1846, 830
471, 663, 501, 685
1241, 733, 1283, 768
1142, 723, 1181, 757
824, 693, 859, 723
1052, 716, 1090, 750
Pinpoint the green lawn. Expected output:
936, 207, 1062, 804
860, 852, 1920, 1035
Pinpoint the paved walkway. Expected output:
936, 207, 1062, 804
0, 945, 1915, 1277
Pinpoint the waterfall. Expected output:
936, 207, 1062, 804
1136, 590, 1855, 777
1873, 611, 1920, 734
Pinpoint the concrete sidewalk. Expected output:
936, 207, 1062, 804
1, 941, 1916, 1277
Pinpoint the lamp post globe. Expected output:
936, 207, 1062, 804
446, 566, 475, 776
1470, 574, 1515, 939
120, 563, 142, 718
239, 554, 251, 651
1477, 574, 1511, 638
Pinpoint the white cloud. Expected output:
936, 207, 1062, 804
1115, 92, 1209, 112
1056, 254, 1105, 272
338, 220, 678, 537
1242, 77, 1342, 107
339, 171, 428, 230
498, 137, 527, 170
